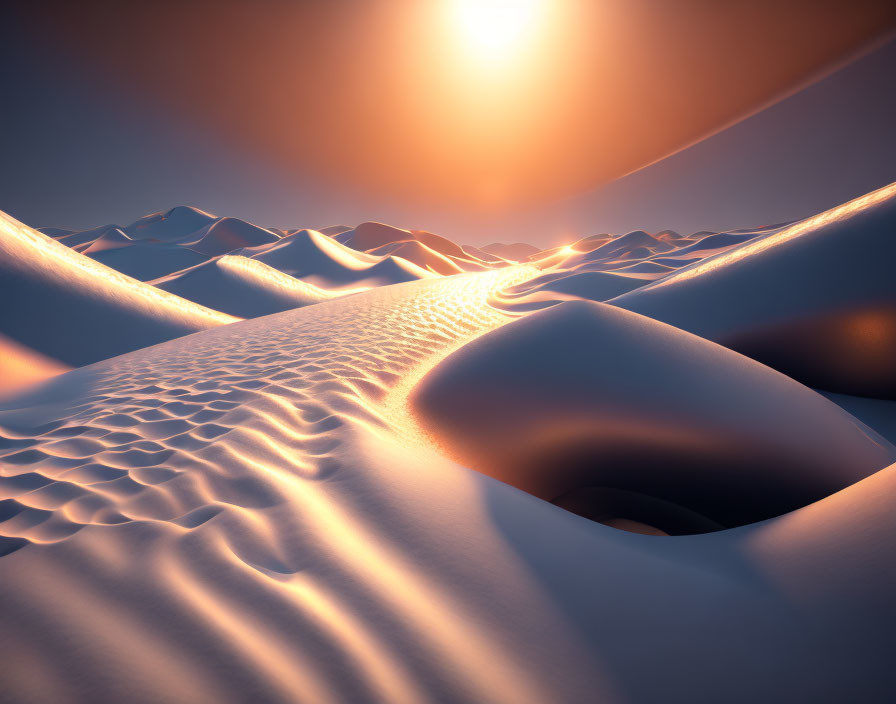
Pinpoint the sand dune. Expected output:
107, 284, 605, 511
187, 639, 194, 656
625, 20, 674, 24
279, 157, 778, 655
353, 255, 439, 288
78, 227, 135, 255
658, 230, 760, 260
614, 181, 896, 397
330, 220, 409, 248
332, 221, 496, 274
819, 391, 896, 446
57, 224, 123, 249
481, 242, 541, 262
123, 205, 218, 242
567, 234, 613, 251
0, 209, 235, 366
187, 217, 281, 257
48, 210, 511, 292
501, 271, 645, 307
3, 259, 896, 702
87, 241, 211, 281
573, 230, 673, 262
0, 334, 70, 399
244, 227, 377, 270
152, 255, 365, 318
335, 221, 467, 260
365, 240, 466, 276
411, 300, 893, 532
461, 244, 506, 263
36, 227, 75, 238
318, 225, 352, 236
5, 185, 896, 702
608, 261, 676, 279
245, 228, 436, 288
522, 229, 704, 280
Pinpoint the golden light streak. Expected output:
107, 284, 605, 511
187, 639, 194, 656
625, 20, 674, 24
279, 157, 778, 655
0, 210, 237, 325
218, 255, 369, 299
653, 180, 896, 287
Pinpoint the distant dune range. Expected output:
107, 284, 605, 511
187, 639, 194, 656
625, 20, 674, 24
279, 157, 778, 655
2, 183, 896, 701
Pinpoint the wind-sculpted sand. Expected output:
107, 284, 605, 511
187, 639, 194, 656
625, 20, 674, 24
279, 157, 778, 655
3, 183, 896, 702
3, 253, 896, 702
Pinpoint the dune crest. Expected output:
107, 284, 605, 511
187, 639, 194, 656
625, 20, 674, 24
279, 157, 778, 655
0, 210, 235, 367
615, 180, 896, 397
152, 255, 366, 318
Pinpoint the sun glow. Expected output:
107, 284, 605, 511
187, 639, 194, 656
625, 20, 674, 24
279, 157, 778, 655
450, 0, 545, 61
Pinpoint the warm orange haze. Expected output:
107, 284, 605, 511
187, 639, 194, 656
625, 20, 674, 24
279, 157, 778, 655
449, 0, 546, 59
2, 2, 896, 703
11, 0, 896, 234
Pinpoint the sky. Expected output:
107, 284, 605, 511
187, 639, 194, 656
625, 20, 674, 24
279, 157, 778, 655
0, 1, 894, 246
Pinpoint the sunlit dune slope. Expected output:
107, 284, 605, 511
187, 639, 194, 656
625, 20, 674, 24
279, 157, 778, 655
244, 228, 436, 288
79, 227, 136, 255
614, 181, 896, 397
0, 209, 236, 367
3, 263, 896, 702
461, 244, 506, 263
46, 209, 509, 290
0, 334, 70, 399
152, 255, 366, 318
57, 224, 123, 249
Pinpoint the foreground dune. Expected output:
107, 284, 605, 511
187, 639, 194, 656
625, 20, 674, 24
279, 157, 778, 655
4, 184, 896, 702
3, 260, 896, 702
410, 300, 894, 532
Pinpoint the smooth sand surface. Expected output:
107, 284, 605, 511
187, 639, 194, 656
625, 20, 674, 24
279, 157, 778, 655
411, 300, 894, 530
152, 256, 366, 319
0, 334, 70, 400
614, 181, 896, 397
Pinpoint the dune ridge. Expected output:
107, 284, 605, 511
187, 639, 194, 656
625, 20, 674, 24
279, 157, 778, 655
614, 180, 896, 397
0, 210, 236, 367
152, 255, 366, 318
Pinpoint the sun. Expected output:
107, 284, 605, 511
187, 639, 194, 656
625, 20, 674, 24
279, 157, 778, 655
450, 0, 546, 61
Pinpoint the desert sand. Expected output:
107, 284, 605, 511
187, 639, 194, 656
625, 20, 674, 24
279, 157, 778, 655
2, 183, 896, 702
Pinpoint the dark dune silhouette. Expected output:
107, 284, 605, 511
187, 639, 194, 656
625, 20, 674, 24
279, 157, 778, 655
411, 300, 893, 532
614, 182, 896, 397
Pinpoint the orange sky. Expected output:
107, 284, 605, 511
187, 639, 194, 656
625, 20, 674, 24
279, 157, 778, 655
20, 1, 892, 211
3, 0, 895, 243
